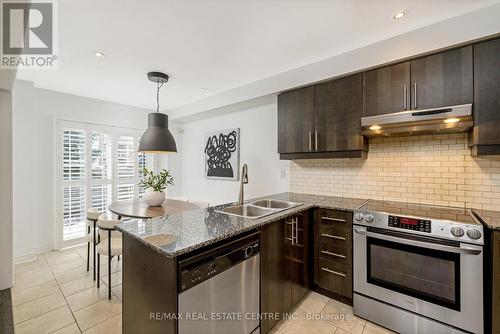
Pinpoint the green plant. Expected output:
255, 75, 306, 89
139, 168, 174, 192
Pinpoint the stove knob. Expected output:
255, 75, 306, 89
364, 214, 374, 223
450, 226, 464, 237
354, 213, 364, 221
467, 229, 482, 240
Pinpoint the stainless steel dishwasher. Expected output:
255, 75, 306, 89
178, 232, 260, 334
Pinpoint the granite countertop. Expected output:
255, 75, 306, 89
471, 208, 500, 231
116, 192, 367, 258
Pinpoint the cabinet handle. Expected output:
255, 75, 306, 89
321, 216, 346, 223
308, 132, 312, 151
321, 233, 346, 241
413, 82, 418, 109
406, 84, 410, 110
321, 250, 346, 258
403, 84, 407, 110
321, 267, 346, 277
293, 218, 299, 245
315, 131, 319, 151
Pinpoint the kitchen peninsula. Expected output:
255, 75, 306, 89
116, 192, 367, 334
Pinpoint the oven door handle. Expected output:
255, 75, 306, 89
354, 228, 482, 255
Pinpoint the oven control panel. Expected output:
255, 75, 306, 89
389, 215, 431, 233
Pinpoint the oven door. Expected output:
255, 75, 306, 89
353, 226, 483, 334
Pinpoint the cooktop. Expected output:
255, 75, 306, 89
354, 200, 483, 244
357, 200, 479, 225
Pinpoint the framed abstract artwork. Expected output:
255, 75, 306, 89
204, 128, 240, 180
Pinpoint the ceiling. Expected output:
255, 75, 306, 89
17, 0, 500, 115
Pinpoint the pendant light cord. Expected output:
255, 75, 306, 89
156, 81, 164, 113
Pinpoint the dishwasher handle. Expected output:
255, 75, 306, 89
179, 237, 260, 292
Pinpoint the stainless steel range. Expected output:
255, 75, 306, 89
353, 201, 484, 334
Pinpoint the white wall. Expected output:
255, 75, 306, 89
0, 89, 14, 289
161, 121, 184, 198
180, 97, 289, 205
12, 80, 151, 262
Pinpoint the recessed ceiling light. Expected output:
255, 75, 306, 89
393, 10, 406, 20
370, 125, 381, 130
94, 51, 105, 58
444, 118, 460, 124
200, 88, 206, 92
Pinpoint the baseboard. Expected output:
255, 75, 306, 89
14, 242, 88, 264
14, 246, 52, 264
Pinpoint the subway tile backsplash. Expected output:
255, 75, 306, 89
290, 133, 500, 211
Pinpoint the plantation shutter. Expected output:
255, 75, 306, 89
137, 136, 155, 197
62, 130, 85, 181
90, 185, 112, 212
57, 121, 156, 247
115, 134, 136, 201
61, 128, 86, 241
90, 131, 112, 212
116, 135, 135, 179
62, 186, 86, 240
117, 183, 134, 201
91, 132, 112, 180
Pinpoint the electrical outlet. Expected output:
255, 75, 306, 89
280, 168, 286, 178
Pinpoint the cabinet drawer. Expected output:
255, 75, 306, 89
318, 209, 352, 229
318, 232, 351, 248
318, 240, 352, 265
317, 259, 352, 298
319, 225, 352, 243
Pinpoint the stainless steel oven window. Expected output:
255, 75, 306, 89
366, 236, 461, 311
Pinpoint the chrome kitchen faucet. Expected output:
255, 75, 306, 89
238, 164, 248, 205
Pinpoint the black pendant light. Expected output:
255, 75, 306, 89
138, 72, 177, 153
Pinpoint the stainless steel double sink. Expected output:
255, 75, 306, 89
216, 199, 302, 219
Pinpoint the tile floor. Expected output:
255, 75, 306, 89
12, 245, 394, 334
12, 245, 122, 334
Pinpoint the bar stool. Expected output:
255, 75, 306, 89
96, 214, 122, 299
86, 208, 103, 280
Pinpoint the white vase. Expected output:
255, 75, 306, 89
144, 189, 165, 207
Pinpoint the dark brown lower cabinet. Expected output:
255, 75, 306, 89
313, 208, 353, 304
122, 233, 178, 334
261, 217, 289, 334
261, 211, 311, 334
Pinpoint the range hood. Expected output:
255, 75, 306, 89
361, 104, 473, 137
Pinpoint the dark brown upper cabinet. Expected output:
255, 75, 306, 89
277, 38, 494, 159
277, 86, 315, 154
363, 62, 410, 117
469, 37, 500, 156
410, 46, 473, 110
315, 74, 367, 153
363, 46, 472, 117
278, 74, 367, 160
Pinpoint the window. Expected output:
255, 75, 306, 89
57, 120, 155, 247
